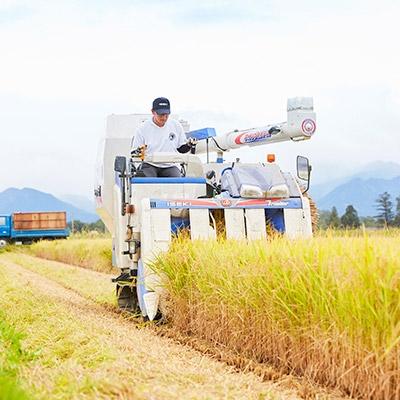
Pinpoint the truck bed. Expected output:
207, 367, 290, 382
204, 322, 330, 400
13, 212, 67, 231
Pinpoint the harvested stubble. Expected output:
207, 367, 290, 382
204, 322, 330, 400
153, 230, 400, 400
0, 255, 298, 400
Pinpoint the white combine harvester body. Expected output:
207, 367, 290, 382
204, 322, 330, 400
95, 98, 316, 320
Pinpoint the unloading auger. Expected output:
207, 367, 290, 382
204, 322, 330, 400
95, 97, 316, 320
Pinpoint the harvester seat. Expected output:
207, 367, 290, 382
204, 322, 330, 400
140, 152, 204, 178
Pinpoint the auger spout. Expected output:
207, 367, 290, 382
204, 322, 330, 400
193, 97, 316, 154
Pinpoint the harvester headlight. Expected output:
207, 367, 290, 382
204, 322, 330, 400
266, 184, 290, 199
240, 184, 264, 198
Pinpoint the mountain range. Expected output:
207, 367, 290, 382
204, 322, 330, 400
1, 161, 399, 220
0, 188, 98, 223
310, 161, 400, 216
310, 161, 400, 200
59, 194, 96, 214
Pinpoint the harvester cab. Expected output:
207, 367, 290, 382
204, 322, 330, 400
95, 98, 316, 320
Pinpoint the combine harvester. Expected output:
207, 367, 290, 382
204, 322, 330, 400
95, 97, 316, 320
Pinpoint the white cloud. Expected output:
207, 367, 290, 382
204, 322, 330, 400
0, 0, 399, 197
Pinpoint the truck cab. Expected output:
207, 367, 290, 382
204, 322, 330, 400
0, 215, 11, 247
0, 215, 11, 240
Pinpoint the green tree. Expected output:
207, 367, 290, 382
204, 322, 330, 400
67, 220, 85, 233
67, 219, 107, 234
327, 206, 341, 228
360, 216, 378, 228
88, 219, 107, 233
318, 209, 332, 230
341, 205, 361, 228
394, 196, 400, 227
375, 192, 394, 226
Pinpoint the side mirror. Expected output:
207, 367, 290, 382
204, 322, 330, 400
114, 156, 127, 216
296, 156, 311, 193
114, 156, 126, 174
297, 156, 310, 180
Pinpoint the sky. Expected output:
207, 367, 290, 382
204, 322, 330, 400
0, 0, 399, 198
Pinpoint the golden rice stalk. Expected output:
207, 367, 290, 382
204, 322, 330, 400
303, 191, 319, 232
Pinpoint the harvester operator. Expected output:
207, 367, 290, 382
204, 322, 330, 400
131, 97, 196, 177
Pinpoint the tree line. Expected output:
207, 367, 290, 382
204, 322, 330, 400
319, 192, 400, 229
67, 219, 106, 233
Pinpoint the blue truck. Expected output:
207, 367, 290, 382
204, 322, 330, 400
0, 211, 69, 246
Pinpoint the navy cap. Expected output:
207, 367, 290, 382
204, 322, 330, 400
152, 97, 171, 115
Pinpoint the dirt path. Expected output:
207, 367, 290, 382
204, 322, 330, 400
0, 253, 302, 400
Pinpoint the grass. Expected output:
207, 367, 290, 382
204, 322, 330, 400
153, 229, 400, 399
0, 312, 32, 400
0, 266, 128, 399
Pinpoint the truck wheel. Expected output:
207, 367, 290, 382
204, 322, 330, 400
116, 284, 140, 314
0, 239, 8, 249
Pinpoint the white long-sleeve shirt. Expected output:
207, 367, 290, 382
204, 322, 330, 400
132, 118, 187, 167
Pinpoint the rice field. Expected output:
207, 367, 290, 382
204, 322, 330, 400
27, 235, 115, 273
14, 229, 400, 399
153, 229, 400, 399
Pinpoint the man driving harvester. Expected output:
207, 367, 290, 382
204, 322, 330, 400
131, 97, 196, 177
